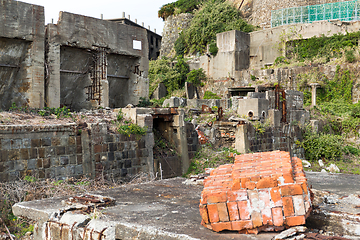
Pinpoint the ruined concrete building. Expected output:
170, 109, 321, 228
0, 0, 156, 111
108, 14, 162, 61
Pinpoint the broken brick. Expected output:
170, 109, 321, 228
281, 184, 303, 196
285, 215, 306, 227
231, 220, 253, 231
256, 177, 278, 189
211, 222, 232, 232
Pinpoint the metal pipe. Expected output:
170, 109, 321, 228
60, 69, 86, 74
107, 74, 129, 79
0, 64, 20, 68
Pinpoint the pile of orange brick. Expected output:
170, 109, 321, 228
199, 151, 312, 234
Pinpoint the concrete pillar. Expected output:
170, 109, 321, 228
310, 83, 320, 107
45, 25, 61, 108
268, 109, 281, 128
81, 130, 95, 178
235, 124, 249, 154
171, 109, 190, 175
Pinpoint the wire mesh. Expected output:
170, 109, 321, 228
271, 0, 360, 27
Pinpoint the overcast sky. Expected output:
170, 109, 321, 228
20, 0, 171, 35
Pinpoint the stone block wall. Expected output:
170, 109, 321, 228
246, 124, 304, 159
0, 123, 154, 182
160, 13, 194, 58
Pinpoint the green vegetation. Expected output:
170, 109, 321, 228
149, 57, 187, 97
159, 0, 227, 20
187, 68, 207, 87
186, 144, 239, 175
297, 66, 354, 106
203, 91, 221, 99
175, 0, 254, 55
287, 32, 360, 62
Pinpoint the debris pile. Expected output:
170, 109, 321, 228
199, 151, 312, 234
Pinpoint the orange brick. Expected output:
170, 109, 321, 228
231, 220, 253, 231
245, 181, 256, 190
241, 178, 250, 188
272, 207, 284, 226
261, 208, 273, 225
207, 204, 219, 223
228, 190, 247, 202
211, 222, 232, 232
281, 184, 303, 196
238, 201, 251, 220
227, 202, 240, 221
270, 187, 282, 207
251, 211, 263, 228
217, 202, 230, 222
231, 178, 241, 190
285, 215, 306, 227
301, 182, 309, 195
283, 173, 294, 183
282, 197, 294, 217
207, 191, 227, 203
256, 177, 278, 189
251, 176, 261, 182
199, 205, 209, 224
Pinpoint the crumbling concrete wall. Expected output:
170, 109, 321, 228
0, 0, 44, 109
200, 30, 250, 79
46, 12, 149, 110
0, 120, 154, 182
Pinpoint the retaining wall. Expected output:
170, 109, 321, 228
0, 123, 154, 182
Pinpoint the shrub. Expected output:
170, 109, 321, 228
118, 123, 147, 139
209, 42, 218, 56
148, 58, 182, 96
158, 3, 175, 20
178, 1, 254, 55
302, 128, 345, 161
203, 91, 221, 99
174, 33, 187, 56
174, 56, 190, 87
187, 68, 206, 87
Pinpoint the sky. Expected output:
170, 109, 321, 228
20, 0, 172, 35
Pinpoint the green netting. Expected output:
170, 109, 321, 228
271, 0, 360, 28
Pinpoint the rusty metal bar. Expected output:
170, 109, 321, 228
60, 69, 86, 74
281, 90, 287, 123
0, 64, 19, 68
107, 74, 129, 79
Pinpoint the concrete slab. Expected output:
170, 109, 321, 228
14, 177, 277, 239
13, 172, 360, 239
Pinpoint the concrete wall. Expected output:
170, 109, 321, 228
250, 20, 360, 69
200, 30, 250, 79
0, 122, 154, 182
107, 18, 162, 60
46, 11, 149, 110
0, 0, 44, 109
